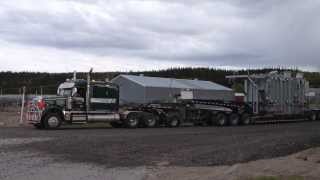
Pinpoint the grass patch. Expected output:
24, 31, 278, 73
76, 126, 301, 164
240, 176, 304, 180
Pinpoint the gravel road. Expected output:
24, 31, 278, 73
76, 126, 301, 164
1, 121, 320, 168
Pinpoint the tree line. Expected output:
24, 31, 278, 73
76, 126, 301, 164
0, 67, 319, 94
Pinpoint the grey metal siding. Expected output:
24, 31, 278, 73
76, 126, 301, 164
145, 87, 182, 103
193, 89, 234, 101
112, 76, 145, 104
145, 87, 234, 103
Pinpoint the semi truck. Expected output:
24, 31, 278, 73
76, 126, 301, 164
26, 69, 320, 129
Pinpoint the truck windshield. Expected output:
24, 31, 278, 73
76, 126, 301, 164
57, 88, 72, 96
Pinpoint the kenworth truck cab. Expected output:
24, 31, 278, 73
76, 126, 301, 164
27, 70, 123, 129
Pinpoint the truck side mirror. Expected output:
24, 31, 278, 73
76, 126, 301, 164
72, 87, 78, 97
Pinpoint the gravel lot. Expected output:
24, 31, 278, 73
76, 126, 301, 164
1, 121, 320, 179
2, 121, 320, 167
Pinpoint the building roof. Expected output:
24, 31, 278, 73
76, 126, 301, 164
112, 75, 232, 91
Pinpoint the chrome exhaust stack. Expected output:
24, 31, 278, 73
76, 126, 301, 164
86, 68, 93, 118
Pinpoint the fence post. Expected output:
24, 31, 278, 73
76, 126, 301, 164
19, 86, 26, 125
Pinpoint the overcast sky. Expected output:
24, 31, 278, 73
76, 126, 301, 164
0, 0, 319, 72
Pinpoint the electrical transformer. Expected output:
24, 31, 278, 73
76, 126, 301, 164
244, 71, 308, 115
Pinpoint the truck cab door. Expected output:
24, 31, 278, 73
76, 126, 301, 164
89, 85, 119, 112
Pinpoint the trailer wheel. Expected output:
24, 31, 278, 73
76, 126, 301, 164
215, 113, 227, 126
43, 113, 62, 129
167, 115, 180, 128
125, 113, 140, 128
228, 113, 240, 126
142, 113, 158, 128
309, 111, 317, 121
240, 113, 251, 125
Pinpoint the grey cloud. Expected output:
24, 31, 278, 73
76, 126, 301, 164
0, 0, 319, 71
0, 6, 151, 50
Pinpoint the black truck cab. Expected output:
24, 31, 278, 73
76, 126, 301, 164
57, 79, 119, 112
27, 78, 120, 129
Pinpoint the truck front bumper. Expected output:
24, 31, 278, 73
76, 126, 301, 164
26, 109, 43, 124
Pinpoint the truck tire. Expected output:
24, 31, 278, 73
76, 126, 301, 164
142, 113, 158, 128
215, 113, 227, 126
309, 111, 317, 121
228, 113, 240, 126
240, 113, 251, 125
167, 115, 180, 128
125, 113, 139, 128
110, 121, 123, 128
43, 113, 62, 129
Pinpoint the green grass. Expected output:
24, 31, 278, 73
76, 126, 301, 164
241, 176, 304, 180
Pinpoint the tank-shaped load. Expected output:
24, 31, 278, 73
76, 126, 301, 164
227, 71, 309, 115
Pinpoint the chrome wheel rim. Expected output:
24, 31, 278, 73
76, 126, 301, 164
129, 118, 138, 127
48, 116, 59, 127
243, 117, 250, 124
147, 118, 156, 127
230, 116, 239, 125
217, 115, 225, 125
170, 119, 178, 127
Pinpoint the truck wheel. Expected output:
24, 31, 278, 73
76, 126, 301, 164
228, 113, 240, 126
215, 113, 227, 126
110, 121, 123, 128
240, 113, 251, 125
43, 113, 62, 129
309, 111, 317, 121
125, 113, 139, 128
143, 113, 158, 128
167, 115, 180, 128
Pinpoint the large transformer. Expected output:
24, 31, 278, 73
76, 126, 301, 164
244, 71, 308, 115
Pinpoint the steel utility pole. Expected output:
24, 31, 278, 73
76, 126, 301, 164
19, 86, 26, 125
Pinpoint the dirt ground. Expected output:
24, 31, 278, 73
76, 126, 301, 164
146, 148, 320, 180
0, 111, 21, 127
1, 112, 320, 180
1, 137, 320, 180
1, 121, 320, 180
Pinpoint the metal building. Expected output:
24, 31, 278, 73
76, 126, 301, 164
111, 75, 234, 104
